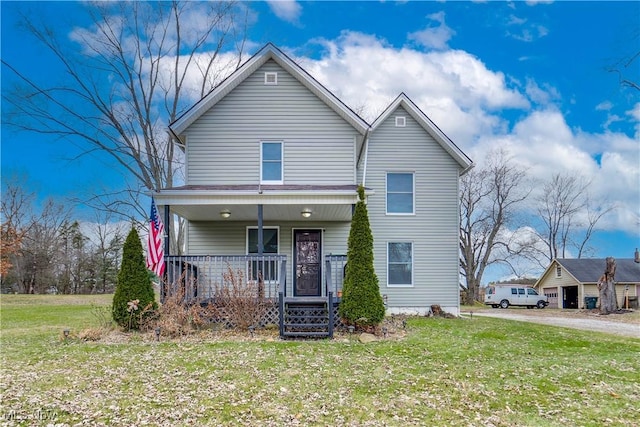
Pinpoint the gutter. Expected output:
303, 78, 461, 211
168, 127, 186, 152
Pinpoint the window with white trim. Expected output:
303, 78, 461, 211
247, 227, 279, 282
261, 141, 283, 184
387, 242, 413, 286
264, 72, 278, 85
386, 172, 414, 214
395, 116, 406, 127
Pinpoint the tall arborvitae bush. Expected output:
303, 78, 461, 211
339, 186, 385, 327
112, 228, 157, 329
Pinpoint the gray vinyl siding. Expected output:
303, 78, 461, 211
366, 106, 461, 308
187, 220, 350, 293
184, 60, 357, 186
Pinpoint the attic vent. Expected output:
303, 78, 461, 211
264, 72, 278, 85
395, 116, 406, 127
556, 265, 562, 278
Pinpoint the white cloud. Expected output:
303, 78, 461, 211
266, 0, 302, 24
407, 11, 456, 50
628, 102, 640, 121
297, 33, 637, 235
471, 109, 639, 234
628, 102, 640, 139
596, 101, 613, 111
504, 11, 549, 42
525, 78, 560, 105
302, 31, 528, 145
525, 0, 554, 5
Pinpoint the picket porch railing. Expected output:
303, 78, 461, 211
163, 255, 287, 303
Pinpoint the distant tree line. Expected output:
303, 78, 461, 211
1, 177, 125, 294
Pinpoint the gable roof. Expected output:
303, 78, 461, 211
556, 258, 640, 283
370, 93, 473, 173
170, 43, 370, 137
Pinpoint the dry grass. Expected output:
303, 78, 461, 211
2, 295, 639, 426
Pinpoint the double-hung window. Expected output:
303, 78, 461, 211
261, 141, 283, 184
386, 172, 414, 214
247, 227, 279, 282
387, 242, 413, 286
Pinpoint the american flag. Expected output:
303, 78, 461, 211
146, 197, 165, 277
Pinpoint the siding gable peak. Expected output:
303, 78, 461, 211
170, 43, 369, 138
370, 93, 473, 174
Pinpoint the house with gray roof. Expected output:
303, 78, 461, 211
534, 258, 640, 310
152, 43, 473, 338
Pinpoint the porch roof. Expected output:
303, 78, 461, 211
153, 184, 372, 222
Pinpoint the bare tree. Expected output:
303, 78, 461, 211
459, 150, 531, 304
17, 199, 72, 294
608, 48, 640, 91
86, 213, 126, 294
0, 176, 33, 279
2, 1, 249, 253
534, 173, 613, 262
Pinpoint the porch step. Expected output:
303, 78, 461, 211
283, 322, 329, 328
281, 331, 332, 338
286, 316, 328, 322
280, 299, 333, 339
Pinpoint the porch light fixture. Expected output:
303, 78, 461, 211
220, 209, 231, 219
301, 209, 312, 218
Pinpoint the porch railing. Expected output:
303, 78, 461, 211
163, 254, 347, 304
325, 254, 347, 300
163, 255, 287, 303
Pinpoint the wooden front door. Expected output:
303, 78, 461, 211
294, 230, 321, 296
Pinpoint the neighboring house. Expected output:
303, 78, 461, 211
535, 258, 640, 309
153, 43, 473, 337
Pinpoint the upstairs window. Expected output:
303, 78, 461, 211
261, 141, 283, 184
386, 172, 414, 214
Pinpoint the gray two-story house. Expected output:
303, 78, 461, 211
153, 43, 472, 337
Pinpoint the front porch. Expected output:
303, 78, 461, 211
153, 185, 366, 338
162, 254, 347, 338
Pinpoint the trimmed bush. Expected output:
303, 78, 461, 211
112, 228, 157, 329
339, 186, 385, 327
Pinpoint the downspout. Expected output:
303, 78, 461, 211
357, 129, 370, 187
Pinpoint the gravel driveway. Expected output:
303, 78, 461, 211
461, 309, 640, 338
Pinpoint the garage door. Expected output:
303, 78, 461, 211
543, 287, 558, 308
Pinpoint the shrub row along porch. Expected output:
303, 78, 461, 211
163, 254, 347, 338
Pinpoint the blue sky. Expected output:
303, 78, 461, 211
2, 1, 639, 280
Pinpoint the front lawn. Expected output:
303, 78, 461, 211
1, 295, 638, 426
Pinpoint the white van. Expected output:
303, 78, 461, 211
484, 285, 548, 309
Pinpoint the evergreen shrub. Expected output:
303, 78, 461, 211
339, 186, 385, 327
112, 227, 157, 329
